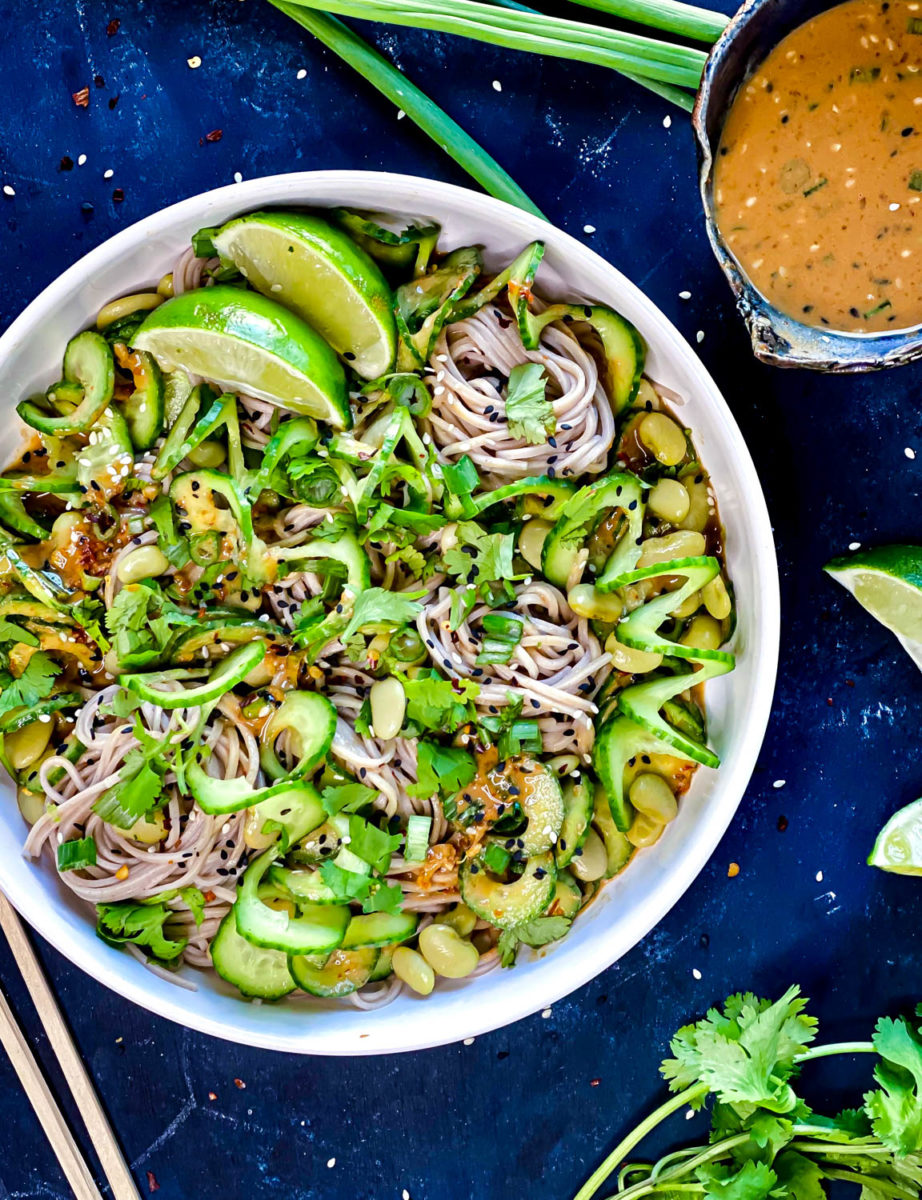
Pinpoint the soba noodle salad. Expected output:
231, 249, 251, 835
0, 209, 735, 1005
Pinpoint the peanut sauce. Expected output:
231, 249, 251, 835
714, 0, 922, 332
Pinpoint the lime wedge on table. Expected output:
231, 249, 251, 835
825, 545, 922, 671
133, 286, 350, 429
212, 211, 396, 380
869, 797, 922, 875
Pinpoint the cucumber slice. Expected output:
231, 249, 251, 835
288, 947, 379, 997
0, 492, 49, 540
445, 474, 576, 523
451, 241, 545, 322
76, 405, 134, 500
152, 383, 209, 479
615, 558, 730, 661
259, 691, 337, 781
592, 713, 670, 830
547, 870, 582, 919
340, 911, 419, 949
211, 909, 296, 999
541, 472, 645, 590
459, 851, 556, 930
234, 850, 350, 954
591, 784, 634, 878
617, 658, 731, 768
171, 618, 283, 663
270, 531, 370, 591
17, 331, 115, 435
555, 776, 594, 868
187, 764, 327, 847
368, 945, 395, 981
268, 864, 341, 905
0, 693, 82, 734
119, 349, 164, 451
252, 416, 319, 492
511, 761, 565, 855
123, 641, 266, 709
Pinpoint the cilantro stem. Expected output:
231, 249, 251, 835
821, 1170, 918, 1199
788, 1140, 893, 1156
603, 1134, 751, 1200
795, 1040, 876, 1061
573, 1082, 709, 1200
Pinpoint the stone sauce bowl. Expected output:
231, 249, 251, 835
692, 0, 922, 371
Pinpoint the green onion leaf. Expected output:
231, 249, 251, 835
483, 841, 512, 874
57, 836, 97, 872
443, 454, 480, 498
404, 814, 432, 862
498, 718, 542, 757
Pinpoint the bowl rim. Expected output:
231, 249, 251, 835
692, 0, 922, 371
0, 170, 780, 1054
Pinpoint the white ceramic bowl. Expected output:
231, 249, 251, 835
0, 172, 779, 1054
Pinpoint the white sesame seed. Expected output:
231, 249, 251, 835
541, 1008, 552, 1019
492, 80, 502, 92
773, 779, 786, 789
187, 55, 202, 69
816, 870, 824, 882
77, 154, 87, 166
890, 202, 901, 211
463, 1037, 475, 1045
583, 224, 596, 234
692, 968, 702, 980
403, 1191, 410, 1200
38, 714, 52, 724
2, 185, 15, 197
296, 68, 307, 80
679, 290, 692, 300
848, 541, 861, 550
663, 114, 672, 128
327, 1158, 336, 1169
696, 330, 705, 343
233, 171, 243, 183
685, 1110, 695, 1120
906, 447, 916, 460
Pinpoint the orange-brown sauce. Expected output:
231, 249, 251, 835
714, 0, 922, 332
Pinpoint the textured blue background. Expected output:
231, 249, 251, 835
1, 1, 921, 1196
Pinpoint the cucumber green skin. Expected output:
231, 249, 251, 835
515, 762, 565, 855
213, 211, 396, 379
615, 558, 730, 663
368, 945, 395, 981
287, 947, 379, 997
211, 910, 296, 999
0, 492, 49, 540
260, 691, 337, 781
235, 849, 350, 954
555, 778, 594, 868
0, 536, 73, 615
171, 618, 284, 663
17, 331, 115, 435
459, 851, 556, 930
445, 475, 576, 522
541, 472, 644, 590
0, 594, 61, 622
271, 532, 371, 591
340, 911, 418, 949
592, 714, 665, 831
123, 640, 266, 710
451, 241, 545, 323
0, 693, 82, 734
0, 470, 77, 496
187, 762, 327, 842
591, 784, 634, 878
134, 285, 350, 427
120, 350, 164, 451
548, 871, 582, 920
152, 383, 210, 480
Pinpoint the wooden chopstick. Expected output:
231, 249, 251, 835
0, 891, 141, 1200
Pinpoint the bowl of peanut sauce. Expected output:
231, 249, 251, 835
694, 0, 922, 370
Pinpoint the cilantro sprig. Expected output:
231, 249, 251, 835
575, 987, 922, 1200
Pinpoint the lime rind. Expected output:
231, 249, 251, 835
869, 796, 922, 875
825, 545, 922, 648
212, 211, 396, 380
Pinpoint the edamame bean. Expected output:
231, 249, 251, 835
96, 292, 163, 330
17, 786, 45, 826
637, 530, 706, 569
518, 518, 553, 570
626, 811, 666, 848
679, 471, 710, 533
129, 811, 167, 845
418, 923, 480, 978
569, 828, 608, 882
156, 273, 175, 298
670, 590, 701, 620
4, 720, 52, 770
435, 902, 477, 937
604, 631, 663, 675
243, 807, 279, 850
639, 413, 687, 467
369, 677, 406, 740
629, 773, 678, 823
188, 439, 226, 468
116, 545, 170, 585
392, 946, 436, 995
681, 614, 723, 651
702, 575, 732, 621
568, 583, 624, 621
648, 478, 690, 524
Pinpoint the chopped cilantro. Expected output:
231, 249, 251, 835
409, 740, 476, 801
497, 915, 572, 967
96, 901, 187, 962
399, 671, 480, 733
0, 651, 61, 720
504, 361, 555, 444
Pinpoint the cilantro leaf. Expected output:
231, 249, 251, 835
149, 494, 190, 568
504, 362, 554, 445
408, 739, 476, 801
0, 651, 61, 719
695, 1161, 778, 1200
96, 901, 187, 962
0, 619, 39, 647
773, 1151, 826, 1200
341, 588, 424, 643
180, 886, 206, 926
318, 860, 372, 904
865, 1016, 922, 1154
497, 916, 572, 967
320, 783, 378, 816
660, 986, 818, 1114
442, 520, 518, 602
93, 757, 162, 829
347, 814, 402, 873
400, 671, 480, 733
361, 878, 404, 915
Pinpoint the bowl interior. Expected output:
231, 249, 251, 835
0, 172, 779, 1054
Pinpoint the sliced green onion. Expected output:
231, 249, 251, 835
476, 612, 524, 664
57, 836, 97, 872
483, 841, 512, 873
442, 454, 480, 497
269, 2, 546, 217
405, 814, 432, 862
499, 719, 543, 757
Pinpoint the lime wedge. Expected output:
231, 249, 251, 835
133, 286, 350, 429
869, 796, 922, 875
824, 545, 922, 671
212, 211, 396, 380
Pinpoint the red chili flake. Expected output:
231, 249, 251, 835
112, 188, 125, 203
233, 1077, 246, 1089
59, 155, 74, 171
590, 1078, 601, 1088
106, 18, 120, 35
108, 94, 120, 110
72, 86, 90, 108
204, 129, 223, 144
94, 74, 105, 88
208, 1091, 217, 1101
826, 697, 834, 706
146, 1172, 160, 1193
777, 815, 789, 832
845, 678, 855, 687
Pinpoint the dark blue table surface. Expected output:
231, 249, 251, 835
1, 1, 921, 1196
